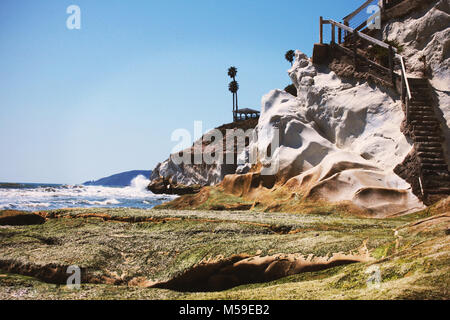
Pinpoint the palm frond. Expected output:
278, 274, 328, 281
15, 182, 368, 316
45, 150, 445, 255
228, 66, 238, 79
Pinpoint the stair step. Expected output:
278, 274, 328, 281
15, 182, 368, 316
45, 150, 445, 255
413, 130, 442, 141
422, 171, 450, 180
414, 137, 443, 143
410, 84, 431, 89
421, 163, 449, 170
413, 122, 439, 126
422, 173, 450, 181
415, 141, 443, 147
410, 93, 432, 99
417, 152, 444, 159
410, 86, 430, 92
420, 158, 447, 165
410, 106, 434, 111
409, 101, 433, 106
408, 78, 429, 84
413, 128, 442, 134
410, 116, 438, 121
422, 169, 450, 176
411, 120, 440, 125
417, 149, 445, 154
422, 178, 450, 185
413, 130, 442, 136
410, 100, 433, 106
410, 111, 435, 116
410, 85, 431, 90
426, 188, 450, 195
410, 92, 432, 97
410, 87, 431, 92
422, 180, 450, 188
410, 120, 441, 125
409, 108, 434, 113
426, 194, 450, 204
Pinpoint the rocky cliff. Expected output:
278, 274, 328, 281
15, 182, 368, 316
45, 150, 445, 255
221, 50, 423, 216
148, 119, 258, 194
150, 1, 449, 215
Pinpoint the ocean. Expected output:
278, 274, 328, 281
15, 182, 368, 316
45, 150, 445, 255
0, 175, 176, 211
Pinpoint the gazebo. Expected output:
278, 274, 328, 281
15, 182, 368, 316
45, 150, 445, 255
234, 108, 260, 121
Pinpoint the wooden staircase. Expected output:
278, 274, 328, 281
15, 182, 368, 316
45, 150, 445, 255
317, 17, 450, 206
397, 78, 450, 205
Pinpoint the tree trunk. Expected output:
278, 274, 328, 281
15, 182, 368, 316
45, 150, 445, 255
232, 76, 238, 121
232, 93, 236, 121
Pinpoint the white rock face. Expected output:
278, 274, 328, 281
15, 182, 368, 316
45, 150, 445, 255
383, 0, 450, 81
244, 50, 424, 215
150, 128, 241, 186
150, 160, 223, 186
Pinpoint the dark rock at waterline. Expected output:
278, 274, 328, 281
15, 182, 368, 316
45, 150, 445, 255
0, 210, 46, 226
148, 178, 202, 195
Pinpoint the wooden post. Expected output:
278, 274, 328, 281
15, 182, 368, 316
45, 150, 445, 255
401, 74, 405, 102
344, 20, 349, 40
389, 45, 395, 85
353, 32, 358, 70
406, 96, 409, 124
320, 16, 323, 44
338, 27, 342, 44
331, 24, 335, 44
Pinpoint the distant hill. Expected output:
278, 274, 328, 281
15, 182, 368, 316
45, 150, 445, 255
83, 170, 152, 187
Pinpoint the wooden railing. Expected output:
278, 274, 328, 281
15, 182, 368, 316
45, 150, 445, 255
320, 18, 397, 83
343, 0, 406, 32
321, 19, 395, 51
319, 18, 412, 114
343, 0, 378, 32
382, 0, 405, 10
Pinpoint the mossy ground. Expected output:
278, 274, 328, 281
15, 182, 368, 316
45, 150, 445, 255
155, 186, 374, 217
0, 200, 448, 300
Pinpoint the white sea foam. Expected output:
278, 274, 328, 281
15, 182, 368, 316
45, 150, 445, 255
130, 175, 151, 191
0, 178, 176, 211
81, 199, 121, 206
23, 202, 52, 208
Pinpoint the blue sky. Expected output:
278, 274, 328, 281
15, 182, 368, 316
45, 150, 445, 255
0, 0, 357, 184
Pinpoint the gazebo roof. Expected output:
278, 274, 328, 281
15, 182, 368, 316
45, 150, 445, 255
236, 108, 260, 114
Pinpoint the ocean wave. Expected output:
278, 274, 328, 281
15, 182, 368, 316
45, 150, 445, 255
24, 202, 51, 208
0, 179, 177, 211
130, 175, 151, 191
81, 199, 121, 206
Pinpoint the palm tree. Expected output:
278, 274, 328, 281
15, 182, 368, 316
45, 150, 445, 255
228, 81, 239, 97
228, 66, 237, 80
229, 80, 239, 121
285, 50, 295, 65
228, 67, 238, 121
